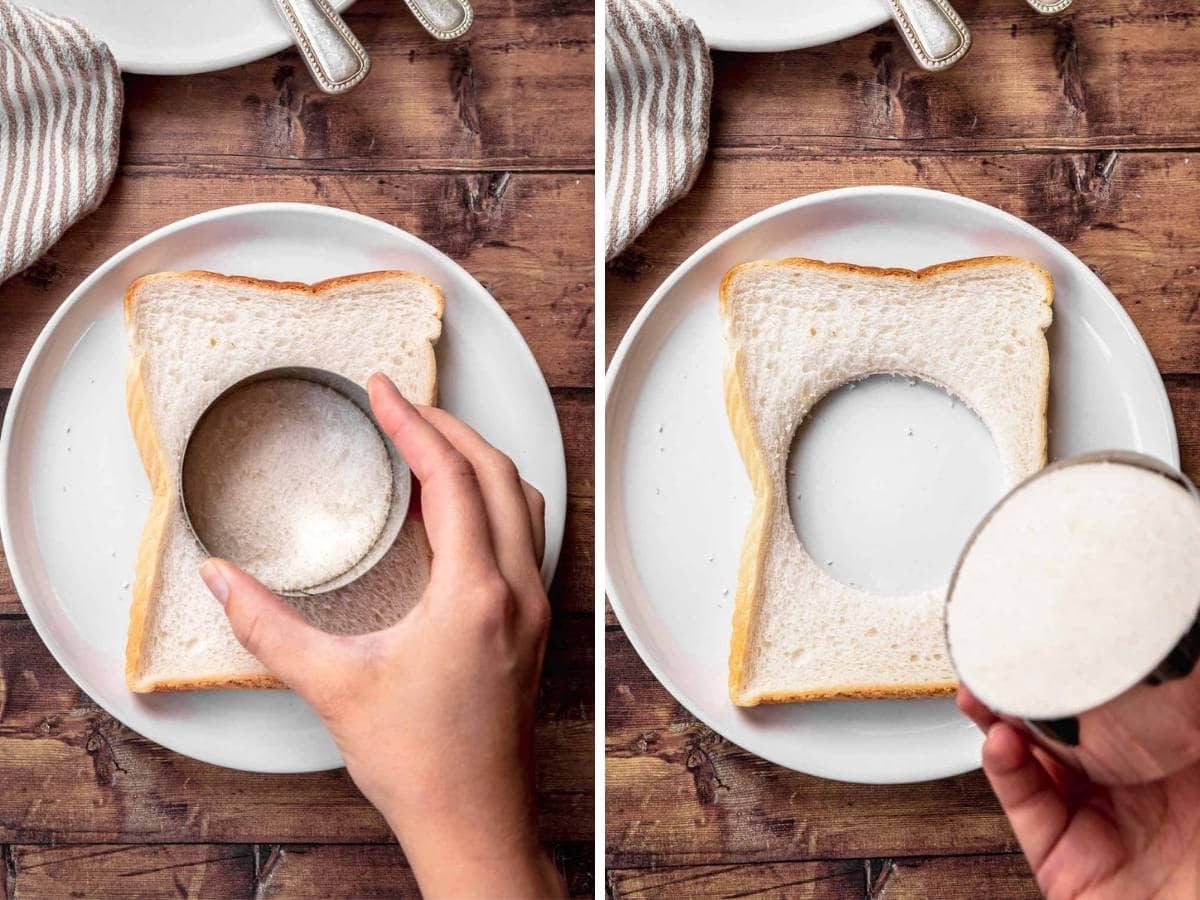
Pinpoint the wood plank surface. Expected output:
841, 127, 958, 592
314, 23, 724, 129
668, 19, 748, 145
7, 841, 594, 899
119, 0, 593, 171
0, 170, 592, 391
869, 853, 1039, 899
708, 0, 1200, 153
607, 151, 1200, 374
0, 613, 589, 844
608, 859, 864, 899
605, 628, 1013, 865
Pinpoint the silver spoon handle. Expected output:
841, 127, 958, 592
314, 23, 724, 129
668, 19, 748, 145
1025, 0, 1075, 12
886, 0, 972, 71
403, 0, 474, 40
274, 0, 371, 93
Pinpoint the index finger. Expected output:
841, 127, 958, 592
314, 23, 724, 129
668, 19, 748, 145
367, 373, 496, 575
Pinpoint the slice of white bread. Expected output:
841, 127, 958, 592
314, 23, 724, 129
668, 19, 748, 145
124, 271, 444, 693
720, 256, 1053, 706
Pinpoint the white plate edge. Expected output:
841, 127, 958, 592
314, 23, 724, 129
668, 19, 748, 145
603, 184, 1178, 784
80, 0, 355, 75
0, 200, 567, 773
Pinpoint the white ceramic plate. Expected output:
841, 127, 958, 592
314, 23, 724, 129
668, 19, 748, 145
36, 0, 353, 75
0, 203, 567, 773
672, 0, 891, 52
605, 186, 1177, 784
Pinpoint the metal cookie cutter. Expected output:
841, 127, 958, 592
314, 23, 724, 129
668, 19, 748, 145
946, 450, 1200, 786
180, 367, 411, 597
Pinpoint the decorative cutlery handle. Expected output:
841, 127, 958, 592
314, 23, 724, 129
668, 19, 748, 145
886, 0, 972, 71
274, 0, 371, 94
403, 0, 474, 40
1024, 0, 1075, 13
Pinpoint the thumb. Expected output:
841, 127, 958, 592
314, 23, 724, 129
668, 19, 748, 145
198, 558, 336, 691
981, 722, 1071, 873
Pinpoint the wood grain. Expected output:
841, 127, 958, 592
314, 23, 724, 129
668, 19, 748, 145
1, 170, 592, 391
868, 853, 1039, 899
0, 614, 589, 844
608, 859, 864, 899
9, 845, 255, 899
708, 0, 1200, 153
608, 151, 1200, 374
7, 841, 594, 899
120, 0, 592, 171
605, 627, 1014, 865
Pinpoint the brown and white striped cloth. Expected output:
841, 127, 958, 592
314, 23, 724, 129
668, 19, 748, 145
0, 2, 121, 282
605, 0, 711, 261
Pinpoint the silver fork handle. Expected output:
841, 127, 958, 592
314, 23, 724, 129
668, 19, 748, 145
273, 0, 371, 93
886, 0, 972, 71
403, 0, 474, 40
1025, 0, 1075, 13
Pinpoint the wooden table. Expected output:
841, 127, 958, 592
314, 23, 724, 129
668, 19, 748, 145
0, 2, 593, 896
605, 2, 1200, 896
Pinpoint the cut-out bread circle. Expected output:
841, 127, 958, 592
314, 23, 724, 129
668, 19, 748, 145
946, 452, 1200, 722
181, 366, 412, 596
720, 256, 1053, 706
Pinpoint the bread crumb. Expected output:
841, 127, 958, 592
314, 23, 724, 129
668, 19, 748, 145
121, 582, 129, 590
905, 426, 914, 437
722, 588, 729, 596
706, 554, 714, 563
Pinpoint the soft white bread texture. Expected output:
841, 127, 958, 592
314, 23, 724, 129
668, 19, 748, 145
720, 256, 1053, 706
181, 378, 394, 593
947, 462, 1200, 720
125, 270, 443, 692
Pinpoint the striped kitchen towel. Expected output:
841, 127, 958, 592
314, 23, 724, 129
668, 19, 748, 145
0, 2, 121, 283
605, 0, 711, 261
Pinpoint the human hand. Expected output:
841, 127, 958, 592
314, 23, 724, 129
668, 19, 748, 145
198, 373, 563, 899
958, 687, 1200, 899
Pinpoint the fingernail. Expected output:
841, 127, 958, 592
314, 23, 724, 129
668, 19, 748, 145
199, 560, 229, 607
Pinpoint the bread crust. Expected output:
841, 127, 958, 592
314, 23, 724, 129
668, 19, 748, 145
720, 255, 1053, 707
123, 270, 443, 693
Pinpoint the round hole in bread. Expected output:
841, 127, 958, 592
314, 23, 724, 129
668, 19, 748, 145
787, 374, 1005, 596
